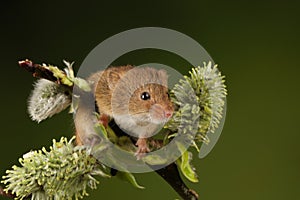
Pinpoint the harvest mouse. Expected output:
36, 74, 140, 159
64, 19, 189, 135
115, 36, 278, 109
75, 65, 174, 159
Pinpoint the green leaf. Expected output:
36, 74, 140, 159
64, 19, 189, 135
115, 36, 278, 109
176, 142, 199, 183
116, 171, 145, 189
73, 77, 91, 92
48, 66, 73, 86
94, 123, 108, 138
143, 154, 168, 165
105, 125, 119, 143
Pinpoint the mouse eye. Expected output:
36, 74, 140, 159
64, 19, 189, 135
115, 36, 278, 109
141, 92, 151, 100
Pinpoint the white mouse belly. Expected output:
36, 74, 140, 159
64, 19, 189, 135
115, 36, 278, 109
114, 114, 164, 138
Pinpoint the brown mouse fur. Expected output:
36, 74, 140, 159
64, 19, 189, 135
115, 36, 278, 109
75, 65, 174, 158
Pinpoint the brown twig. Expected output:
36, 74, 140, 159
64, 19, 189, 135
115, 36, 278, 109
0, 186, 16, 199
18, 59, 58, 82
155, 163, 199, 200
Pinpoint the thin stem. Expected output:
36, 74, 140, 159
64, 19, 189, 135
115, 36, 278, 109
18, 59, 58, 82
0, 186, 16, 199
155, 163, 198, 200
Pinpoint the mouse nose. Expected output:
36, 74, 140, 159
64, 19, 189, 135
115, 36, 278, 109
164, 110, 173, 118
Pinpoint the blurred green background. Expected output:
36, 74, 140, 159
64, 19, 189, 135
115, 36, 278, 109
1, 1, 299, 199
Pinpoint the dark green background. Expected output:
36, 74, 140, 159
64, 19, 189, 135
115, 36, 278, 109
1, 1, 299, 199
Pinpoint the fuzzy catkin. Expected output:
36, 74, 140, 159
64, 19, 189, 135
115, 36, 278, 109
28, 79, 71, 123
166, 62, 227, 145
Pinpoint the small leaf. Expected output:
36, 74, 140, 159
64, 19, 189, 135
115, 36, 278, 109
73, 77, 91, 92
105, 125, 118, 143
143, 154, 168, 165
94, 123, 108, 138
48, 66, 73, 86
176, 142, 199, 183
116, 171, 145, 189
63, 60, 75, 80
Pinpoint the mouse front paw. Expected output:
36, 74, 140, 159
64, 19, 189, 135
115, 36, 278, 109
135, 138, 150, 160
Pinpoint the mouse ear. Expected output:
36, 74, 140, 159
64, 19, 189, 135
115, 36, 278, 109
107, 71, 121, 90
157, 69, 168, 85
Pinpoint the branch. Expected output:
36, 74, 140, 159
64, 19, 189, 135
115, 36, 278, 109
18, 59, 75, 89
18, 59, 58, 82
155, 163, 198, 200
0, 186, 16, 199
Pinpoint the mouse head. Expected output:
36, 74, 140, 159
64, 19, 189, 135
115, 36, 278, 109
129, 83, 173, 124
110, 67, 174, 125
